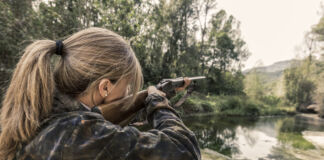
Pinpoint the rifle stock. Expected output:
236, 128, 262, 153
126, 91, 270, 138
97, 76, 205, 126
97, 90, 148, 125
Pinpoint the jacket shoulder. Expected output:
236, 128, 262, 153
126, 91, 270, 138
17, 111, 112, 159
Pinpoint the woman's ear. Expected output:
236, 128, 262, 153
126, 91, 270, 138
98, 78, 113, 98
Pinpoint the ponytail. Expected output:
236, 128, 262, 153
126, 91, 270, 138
0, 40, 56, 159
0, 27, 144, 159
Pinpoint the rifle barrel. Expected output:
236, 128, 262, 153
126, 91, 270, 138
188, 76, 206, 81
168, 76, 206, 83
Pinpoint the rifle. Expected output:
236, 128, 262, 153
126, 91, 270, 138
97, 76, 206, 126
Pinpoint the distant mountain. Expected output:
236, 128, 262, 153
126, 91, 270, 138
244, 59, 299, 74
243, 59, 300, 82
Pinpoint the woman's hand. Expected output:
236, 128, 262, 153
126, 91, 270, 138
147, 77, 191, 97
175, 77, 191, 92
147, 86, 166, 97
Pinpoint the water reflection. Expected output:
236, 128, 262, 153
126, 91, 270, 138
181, 114, 324, 159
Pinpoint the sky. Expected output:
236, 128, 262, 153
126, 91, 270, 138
216, 0, 324, 70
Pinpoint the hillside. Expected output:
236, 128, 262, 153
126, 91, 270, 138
243, 59, 299, 83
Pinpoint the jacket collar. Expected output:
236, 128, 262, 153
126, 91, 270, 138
51, 89, 90, 115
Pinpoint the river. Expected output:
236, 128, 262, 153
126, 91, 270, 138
181, 114, 324, 160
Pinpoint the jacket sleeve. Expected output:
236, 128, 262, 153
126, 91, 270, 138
63, 93, 201, 160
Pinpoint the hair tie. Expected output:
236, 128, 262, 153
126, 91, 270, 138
55, 40, 64, 56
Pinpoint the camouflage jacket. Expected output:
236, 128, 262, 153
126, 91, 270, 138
15, 90, 201, 160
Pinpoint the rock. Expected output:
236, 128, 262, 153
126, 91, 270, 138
296, 114, 324, 127
302, 131, 324, 149
306, 104, 320, 113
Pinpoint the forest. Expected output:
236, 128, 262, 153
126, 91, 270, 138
1, 0, 324, 118
2, 1, 324, 159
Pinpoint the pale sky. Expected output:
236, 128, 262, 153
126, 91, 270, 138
216, 0, 324, 70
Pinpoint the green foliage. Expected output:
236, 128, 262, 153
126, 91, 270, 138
0, 0, 250, 100
201, 102, 215, 113
175, 93, 215, 114
309, 12, 324, 116
277, 118, 315, 150
203, 70, 245, 95
283, 62, 316, 111
175, 93, 295, 116
278, 132, 316, 150
243, 70, 284, 109
218, 96, 260, 116
260, 95, 281, 106
312, 15, 324, 41
318, 94, 324, 118
0, 1, 36, 96
244, 71, 265, 100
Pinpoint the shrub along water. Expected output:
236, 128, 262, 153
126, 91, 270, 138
0, 0, 250, 102
171, 92, 296, 117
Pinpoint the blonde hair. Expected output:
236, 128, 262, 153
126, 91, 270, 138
0, 27, 143, 159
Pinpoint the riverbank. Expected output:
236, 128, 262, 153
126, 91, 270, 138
172, 92, 296, 117
303, 131, 324, 148
182, 113, 324, 160
296, 113, 324, 126
201, 149, 230, 160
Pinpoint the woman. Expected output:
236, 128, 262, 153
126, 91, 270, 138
0, 27, 201, 160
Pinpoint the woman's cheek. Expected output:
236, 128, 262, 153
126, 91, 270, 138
124, 85, 130, 96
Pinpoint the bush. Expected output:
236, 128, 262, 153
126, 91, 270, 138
284, 67, 316, 111
261, 95, 281, 106
174, 93, 294, 116
180, 98, 203, 114
219, 96, 242, 111
242, 101, 260, 116
201, 102, 214, 112
278, 132, 315, 150
218, 96, 260, 116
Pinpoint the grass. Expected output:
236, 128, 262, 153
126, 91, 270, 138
171, 92, 296, 117
278, 132, 316, 150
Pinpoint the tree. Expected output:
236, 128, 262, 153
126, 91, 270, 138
0, 0, 250, 98
244, 71, 265, 100
0, 0, 39, 98
284, 66, 316, 111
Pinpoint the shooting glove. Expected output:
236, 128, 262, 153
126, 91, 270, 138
145, 87, 179, 122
